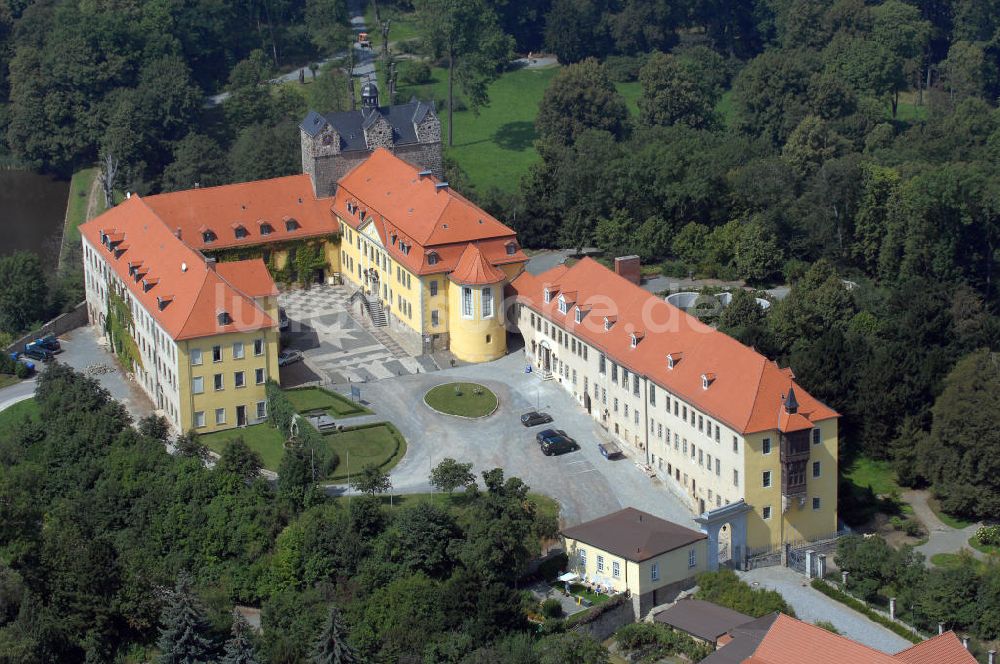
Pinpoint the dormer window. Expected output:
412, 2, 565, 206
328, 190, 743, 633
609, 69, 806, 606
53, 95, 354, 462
157, 295, 173, 311
506, 241, 517, 256
259, 222, 273, 236
217, 311, 232, 325
667, 352, 682, 370
284, 218, 300, 231
390, 232, 397, 245
558, 295, 567, 314
202, 230, 217, 243
233, 224, 248, 239
113, 243, 129, 259
427, 251, 440, 266
575, 307, 584, 323
544, 288, 553, 304
141, 277, 159, 292
604, 316, 616, 331
702, 372, 716, 389
630, 332, 644, 348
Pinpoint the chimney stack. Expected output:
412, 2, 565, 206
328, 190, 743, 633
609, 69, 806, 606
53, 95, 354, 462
962, 636, 969, 650
206, 256, 217, 271
435, 182, 449, 193
939, 623, 945, 635
614, 255, 641, 286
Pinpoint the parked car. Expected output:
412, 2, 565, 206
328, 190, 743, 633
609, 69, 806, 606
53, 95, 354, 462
598, 441, 623, 460
22, 344, 53, 362
279, 308, 289, 331
536, 428, 568, 445
520, 411, 553, 427
540, 433, 580, 456
277, 349, 303, 366
35, 334, 61, 352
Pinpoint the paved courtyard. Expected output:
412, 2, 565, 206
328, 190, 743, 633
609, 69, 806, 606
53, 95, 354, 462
279, 285, 439, 384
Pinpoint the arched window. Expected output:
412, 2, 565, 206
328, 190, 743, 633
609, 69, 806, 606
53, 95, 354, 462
481, 287, 494, 318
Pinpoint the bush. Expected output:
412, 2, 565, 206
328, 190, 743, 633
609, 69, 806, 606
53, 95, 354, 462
540, 598, 562, 619
400, 60, 432, 86
904, 519, 923, 537
14, 362, 30, 379
614, 622, 711, 662
890, 516, 905, 531
695, 570, 795, 618
810, 579, 921, 644
660, 259, 689, 279
536, 553, 568, 582
977, 525, 1000, 546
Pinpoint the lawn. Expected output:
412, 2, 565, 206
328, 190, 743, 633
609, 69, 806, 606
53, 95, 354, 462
424, 382, 498, 418
930, 552, 983, 570
0, 374, 21, 390
566, 583, 612, 606
364, 4, 420, 46
0, 398, 38, 437
615, 81, 642, 116
284, 386, 370, 417
323, 422, 406, 482
843, 457, 900, 497
928, 496, 975, 529
199, 423, 286, 470
969, 535, 1000, 557
394, 64, 560, 192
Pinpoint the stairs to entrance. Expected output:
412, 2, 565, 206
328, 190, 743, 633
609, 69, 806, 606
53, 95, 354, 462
365, 295, 388, 327
539, 369, 553, 381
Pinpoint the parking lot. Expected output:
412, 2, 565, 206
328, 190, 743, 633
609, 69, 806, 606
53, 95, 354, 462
335, 351, 700, 529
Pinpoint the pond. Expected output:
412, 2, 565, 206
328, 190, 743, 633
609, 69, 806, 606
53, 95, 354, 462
0, 170, 70, 265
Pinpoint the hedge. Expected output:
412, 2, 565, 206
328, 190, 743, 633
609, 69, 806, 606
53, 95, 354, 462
321, 422, 407, 482
810, 579, 922, 644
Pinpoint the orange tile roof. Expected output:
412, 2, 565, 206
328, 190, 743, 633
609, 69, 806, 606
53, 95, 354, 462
333, 148, 526, 276
214, 259, 279, 298
450, 244, 506, 285
512, 258, 838, 435
142, 175, 337, 251
894, 632, 976, 664
80, 198, 276, 341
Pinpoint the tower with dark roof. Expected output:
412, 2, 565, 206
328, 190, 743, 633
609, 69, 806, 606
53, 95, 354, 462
300, 92, 442, 197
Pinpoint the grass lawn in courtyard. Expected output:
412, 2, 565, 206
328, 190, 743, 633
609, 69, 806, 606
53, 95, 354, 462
565, 583, 612, 606
844, 457, 900, 497
931, 552, 983, 570
424, 382, 498, 418
199, 423, 286, 470
323, 422, 406, 482
0, 398, 38, 437
284, 386, 370, 417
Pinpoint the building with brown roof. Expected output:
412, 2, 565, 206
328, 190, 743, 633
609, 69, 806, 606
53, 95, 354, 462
561, 507, 708, 617
700, 612, 976, 664
512, 258, 840, 555
653, 598, 754, 646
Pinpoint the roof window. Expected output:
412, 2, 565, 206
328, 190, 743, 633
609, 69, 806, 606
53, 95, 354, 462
427, 251, 440, 266
506, 241, 517, 256
233, 224, 248, 239
259, 222, 273, 236
217, 311, 232, 326
604, 316, 616, 331
202, 230, 217, 243
284, 218, 300, 231
702, 372, 716, 389
667, 352, 682, 370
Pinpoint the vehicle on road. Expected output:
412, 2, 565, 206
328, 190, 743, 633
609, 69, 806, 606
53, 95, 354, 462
536, 428, 579, 455
520, 411, 553, 427
598, 441, 623, 459
279, 307, 289, 331
22, 344, 53, 362
278, 349, 303, 366
35, 334, 61, 352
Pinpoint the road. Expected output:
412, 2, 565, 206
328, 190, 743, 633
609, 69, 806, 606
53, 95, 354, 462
906, 489, 984, 565
0, 377, 36, 413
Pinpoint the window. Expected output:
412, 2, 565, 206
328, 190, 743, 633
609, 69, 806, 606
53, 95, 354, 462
256, 401, 267, 419
234, 225, 248, 239
192, 376, 204, 394
481, 287, 494, 318
698, 449, 703, 465
762, 506, 772, 520
544, 288, 552, 304
688, 549, 697, 568
624, 404, 629, 418
202, 230, 216, 243
215, 408, 226, 425
597, 555, 605, 573
191, 348, 203, 365
429, 279, 438, 296
812, 428, 821, 445
762, 471, 772, 488
232, 341, 245, 359
575, 307, 583, 323
651, 562, 660, 581
558, 295, 567, 314
612, 561, 620, 578
234, 371, 245, 388
599, 354, 607, 374
715, 459, 721, 476
506, 241, 517, 256
486, 334, 492, 344
427, 251, 440, 265
217, 312, 232, 325
733, 436, 739, 453
698, 415, 703, 432
260, 223, 273, 236
194, 411, 205, 428
285, 218, 300, 231
254, 338, 264, 356
579, 549, 587, 567
812, 461, 821, 478
633, 374, 640, 396
431, 310, 440, 326
462, 287, 473, 318
634, 410, 639, 425
715, 425, 720, 443
813, 497, 821, 510
649, 386, 656, 406
212, 345, 222, 362
614, 398, 619, 413
683, 405, 687, 420
214, 373, 224, 391
255, 368, 265, 384
762, 437, 772, 454
611, 364, 617, 383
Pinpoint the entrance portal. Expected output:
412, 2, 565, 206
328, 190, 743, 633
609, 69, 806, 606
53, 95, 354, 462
695, 500, 753, 571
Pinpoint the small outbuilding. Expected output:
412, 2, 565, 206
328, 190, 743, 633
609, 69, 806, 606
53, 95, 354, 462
653, 598, 753, 647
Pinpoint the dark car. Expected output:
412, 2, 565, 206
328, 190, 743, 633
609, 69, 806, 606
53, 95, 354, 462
535, 428, 567, 445
520, 411, 553, 427
540, 433, 579, 456
35, 334, 61, 352
22, 344, 53, 362
279, 307, 289, 331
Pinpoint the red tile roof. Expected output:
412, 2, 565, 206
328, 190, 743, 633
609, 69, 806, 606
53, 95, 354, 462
215, 259, 280, 298
333, 148, 526, 276
511, 258, 838, 435
81, 198, 276, 341
894, 632, 976, 664
450, 244, 506, 285
142, 174, 337, 251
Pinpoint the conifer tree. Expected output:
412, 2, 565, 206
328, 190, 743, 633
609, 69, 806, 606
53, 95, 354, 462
221, 610, 259, 664
156, 570, 215, 664
310, 605, 360, 664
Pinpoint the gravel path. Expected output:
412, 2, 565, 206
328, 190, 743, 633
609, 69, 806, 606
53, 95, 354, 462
739, 566, 914, 654
905, 490, 984, 565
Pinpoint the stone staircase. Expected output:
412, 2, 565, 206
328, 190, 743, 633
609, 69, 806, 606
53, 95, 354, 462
365, 295, 388, 327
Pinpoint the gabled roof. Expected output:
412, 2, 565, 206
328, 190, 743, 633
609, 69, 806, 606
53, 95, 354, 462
450, 244, 506, 285
80, 198, 276, 341
561, 507, 706, 563
333, 149, 526, 276
653, 599, 753, 642
300, 100, 438, 152
511, 258, 838, 436
894, 632, 976, 664
215, 259, 280, 298
142, 174, 336, 252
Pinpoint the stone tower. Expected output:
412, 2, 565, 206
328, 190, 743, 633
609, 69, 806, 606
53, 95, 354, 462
300, 83, 443, 198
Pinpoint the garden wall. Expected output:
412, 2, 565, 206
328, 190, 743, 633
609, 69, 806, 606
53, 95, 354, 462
4, 301, 88, 354
568, 595, 636, 642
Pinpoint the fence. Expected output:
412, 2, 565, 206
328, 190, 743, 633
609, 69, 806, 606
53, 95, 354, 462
744, 529, 851, 572
3, 301, 89, 355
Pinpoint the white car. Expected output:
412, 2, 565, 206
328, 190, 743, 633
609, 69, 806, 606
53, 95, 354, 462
277, 349, 303, 366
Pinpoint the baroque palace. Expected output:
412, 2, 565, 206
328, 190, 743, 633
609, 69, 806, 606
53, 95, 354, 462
81, 89, 838, 551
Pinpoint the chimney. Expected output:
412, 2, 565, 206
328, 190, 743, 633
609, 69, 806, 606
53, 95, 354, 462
435, 182, 449, 192
206, 256, 217, 271
614, 255, 641, 286
939, 623, 945, 635
418, 169, 433, 179
962, 636, 969, 650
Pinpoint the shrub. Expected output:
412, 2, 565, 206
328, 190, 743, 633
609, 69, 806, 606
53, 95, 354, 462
904, 519, 923, 537
603, 54, 649, 82
814, 620, 840, 634
977, 526, 1000, 546
400, 60, 432, 86
14, 361, 30, 379
536, 553, 568, 582
540, 598, 562, 619
660, 259, 689, 278
614, 622, 711, 661
695, 570, 795, 618
810, 579, 921, 644
890, 516, 905, 531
